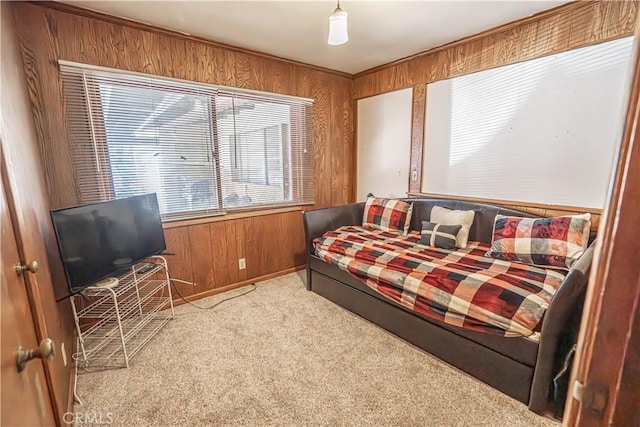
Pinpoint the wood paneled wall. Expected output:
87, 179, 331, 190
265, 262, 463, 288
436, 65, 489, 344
163, 210, 305, 299
14, 0, 633, 300
14, 2, 352, 300
1, 2, 75, 419
354, 0, 637, 227
353, 1, 637, 99
407, 193, 604, 231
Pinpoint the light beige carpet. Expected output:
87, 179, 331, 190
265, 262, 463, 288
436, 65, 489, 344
74, 272, 559, 426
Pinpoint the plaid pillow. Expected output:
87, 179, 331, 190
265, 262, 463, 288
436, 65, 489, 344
420, 221, 462, 250
363, 197, 413, 234
486, 214, 591, 268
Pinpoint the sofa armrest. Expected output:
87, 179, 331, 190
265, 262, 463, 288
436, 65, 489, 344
529, 243, 595, 413
302, 202, 365, 255
302, 203, 364, 290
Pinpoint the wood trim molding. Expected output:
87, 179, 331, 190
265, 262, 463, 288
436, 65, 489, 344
66, 353, 76, 415
162, 206, 304, 230
351, 100, 359, 202
564, 15, 640, 425
27, 0, 636, 92
408, 192, 603, 215
353, 0, 637, 99
408, 84, 426, 193
408, 192, 602, 230
28, 1, 352, 79
369, 0, 632, 232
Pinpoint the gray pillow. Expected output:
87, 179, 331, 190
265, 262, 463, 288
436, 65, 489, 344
430, 206, 475, 248
420, 221, 462, 250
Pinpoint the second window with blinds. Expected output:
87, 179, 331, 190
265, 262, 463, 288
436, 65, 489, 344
59, 62, 314, 221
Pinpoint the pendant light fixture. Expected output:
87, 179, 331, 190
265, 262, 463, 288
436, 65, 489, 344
328, 0, 348, 46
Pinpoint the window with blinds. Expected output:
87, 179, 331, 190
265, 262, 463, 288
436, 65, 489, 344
422, 37, 634, 209
59, 62, 314, 221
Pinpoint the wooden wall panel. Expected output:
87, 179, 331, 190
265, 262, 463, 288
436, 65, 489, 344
223, 221, 241, 285
330, 78, 343, 206
14, 2, 351, 302
159, 209, 305, 302
409, 84, 426, 193
409, 192, 603, 231
565, 21, 640, 422
16, 0, 630, 304
234, 220, 248, 283
243, 210, 305, 279
1, 3, 75, 420
163, 228, 195, 298
342, 81, 353, 204
15, 2, 353, 211
209, 222, 231, 289
353, 1, 637, 99
188, 224, 216, 294
310, 71, 331, 209
355, 0, 636, 225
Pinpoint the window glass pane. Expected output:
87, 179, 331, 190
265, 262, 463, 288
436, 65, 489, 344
98, 84, 220, 215
59, 62, 314, 220
216, 95, 291, 209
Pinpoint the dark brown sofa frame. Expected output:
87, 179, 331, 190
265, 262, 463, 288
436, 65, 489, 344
302, 198, 594, 415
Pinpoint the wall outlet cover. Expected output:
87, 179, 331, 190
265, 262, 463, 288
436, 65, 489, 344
238, 258, 246, 270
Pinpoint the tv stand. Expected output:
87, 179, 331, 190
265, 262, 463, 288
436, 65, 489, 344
70, 255, 175, 369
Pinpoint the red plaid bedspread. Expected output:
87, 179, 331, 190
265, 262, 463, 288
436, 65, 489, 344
313, 226, 567, 337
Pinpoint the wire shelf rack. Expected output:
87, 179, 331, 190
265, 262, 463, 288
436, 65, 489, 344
71, 256, 175, 369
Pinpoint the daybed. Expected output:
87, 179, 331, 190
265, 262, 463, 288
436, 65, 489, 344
302, 198, 595, 415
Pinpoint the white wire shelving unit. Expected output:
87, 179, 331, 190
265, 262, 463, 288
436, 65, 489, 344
70, 255, 175, 369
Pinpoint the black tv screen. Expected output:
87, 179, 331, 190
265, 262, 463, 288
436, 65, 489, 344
51, 193, 166, 295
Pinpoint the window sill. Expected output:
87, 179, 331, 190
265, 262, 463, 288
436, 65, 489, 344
162, 205, 306, 229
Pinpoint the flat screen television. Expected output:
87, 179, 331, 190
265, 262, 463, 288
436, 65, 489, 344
51, 193, 166, 295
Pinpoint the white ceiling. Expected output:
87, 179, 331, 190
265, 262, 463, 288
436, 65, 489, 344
61, 1, 570, 74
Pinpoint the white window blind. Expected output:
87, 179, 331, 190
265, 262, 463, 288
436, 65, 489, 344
422, 37, 634, 209
59, 62, 314, 221
215, 90, 314, 209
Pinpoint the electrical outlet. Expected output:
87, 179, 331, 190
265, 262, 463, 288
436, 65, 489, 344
411, 170, 418, 181
61, 342, 67, 367
238, 258, 246, 270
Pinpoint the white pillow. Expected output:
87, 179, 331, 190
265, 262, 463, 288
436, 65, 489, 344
430, 206, 476, 248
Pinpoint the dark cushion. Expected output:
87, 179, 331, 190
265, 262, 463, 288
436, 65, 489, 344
420, 221, 461, 249
407, 199, 543, 243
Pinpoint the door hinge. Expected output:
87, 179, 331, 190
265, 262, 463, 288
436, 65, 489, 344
572, 380, 609, 415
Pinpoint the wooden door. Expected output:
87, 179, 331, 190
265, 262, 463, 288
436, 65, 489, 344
562, 13, 640, 427
1, 163, 55, 426
1, 2, 75, 422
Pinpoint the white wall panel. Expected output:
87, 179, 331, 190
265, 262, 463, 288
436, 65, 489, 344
356, 88, 413, 201
422, 37, 634, 209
